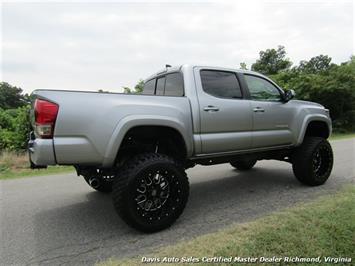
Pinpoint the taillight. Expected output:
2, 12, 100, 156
34, 99, 59, 139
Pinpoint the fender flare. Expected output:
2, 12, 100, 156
102, 115, 193, 167
296, 114, 332, 146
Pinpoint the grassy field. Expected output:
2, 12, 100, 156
0, 151, 73, 180
99, 185, 355, 266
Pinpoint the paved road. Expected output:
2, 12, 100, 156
1, 139, 354, 266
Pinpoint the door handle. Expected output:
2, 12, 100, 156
203, 105, 219, 112
253, 107, 265, 112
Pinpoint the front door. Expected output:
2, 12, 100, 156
194, 68, 253, 154
243, 74, 294, 148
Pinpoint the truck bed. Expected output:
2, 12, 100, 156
30, 90, 193, 167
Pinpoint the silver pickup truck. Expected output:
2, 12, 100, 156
29, 64, 333, 232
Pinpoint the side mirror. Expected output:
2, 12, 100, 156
283, 89, 296, 102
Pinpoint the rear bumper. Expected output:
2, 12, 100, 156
28, 132, 56, 167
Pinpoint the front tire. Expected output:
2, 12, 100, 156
112, 153, 189, 233
292, 137, 333, 186
230, 159, 257, 171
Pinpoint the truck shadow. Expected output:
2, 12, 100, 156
31, 164, 336, 264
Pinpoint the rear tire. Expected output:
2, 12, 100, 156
112, 153, 189, 233
292, 137, 333, 186
230, 159, 257, 171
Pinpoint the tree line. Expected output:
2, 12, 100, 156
1, 46, 354, 151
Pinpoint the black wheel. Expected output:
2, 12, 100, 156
230, 159, 257, 170
112, 153, 189, 233
82, 169, 115, 193
292, 137, 333, 186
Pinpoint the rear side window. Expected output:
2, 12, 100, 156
156, 77, 165, 95
165, 73, 184, 96
200, 70, 242, 99
143, 79, 155, 95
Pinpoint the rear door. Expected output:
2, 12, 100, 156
194, 68, 253, 154
243, 74, 294, 148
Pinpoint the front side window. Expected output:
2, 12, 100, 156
200, 70, 242, 99
142, 79, 155, 95
244, 75, 281, 101
156, 77, 166, 95
165, 73, 184, 96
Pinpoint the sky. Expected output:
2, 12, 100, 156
1, 0, 354, 93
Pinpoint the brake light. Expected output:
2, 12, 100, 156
34, 99, 59, 139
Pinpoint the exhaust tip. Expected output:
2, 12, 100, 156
89, 178, 100, 189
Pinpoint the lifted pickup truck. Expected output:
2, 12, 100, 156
29, 64, 333, 232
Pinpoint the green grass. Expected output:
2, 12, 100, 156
0, 165, 74, 180
330, 132, 355, 140
98, 185, 355, 266
0, 151, 74, 180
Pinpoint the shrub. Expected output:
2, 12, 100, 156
0, 106, 31, 151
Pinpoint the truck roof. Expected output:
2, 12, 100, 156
145, 64, 266, 82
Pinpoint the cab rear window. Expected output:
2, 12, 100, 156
142, 72, 184, 96
142, 79, 155, 95
165, 73, 184, 96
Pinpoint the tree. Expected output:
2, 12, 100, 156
297, 55, 332, 74
270, 56, 355, 132
122, 87, 132, 94
123, 79, 144, 94
251, 45, 292, 75
98, 89, 110, 93
239, 62, 248, 70
0, 82, 28, 109
0, 106, 31, 150
134, 79, 144, 94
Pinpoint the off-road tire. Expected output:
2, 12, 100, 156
230, 159, 257, 171
112, 153, 189, 233
292, 137, 333, 186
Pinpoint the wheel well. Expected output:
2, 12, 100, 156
305, 121, 330, 139
116, 126, 187, 164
